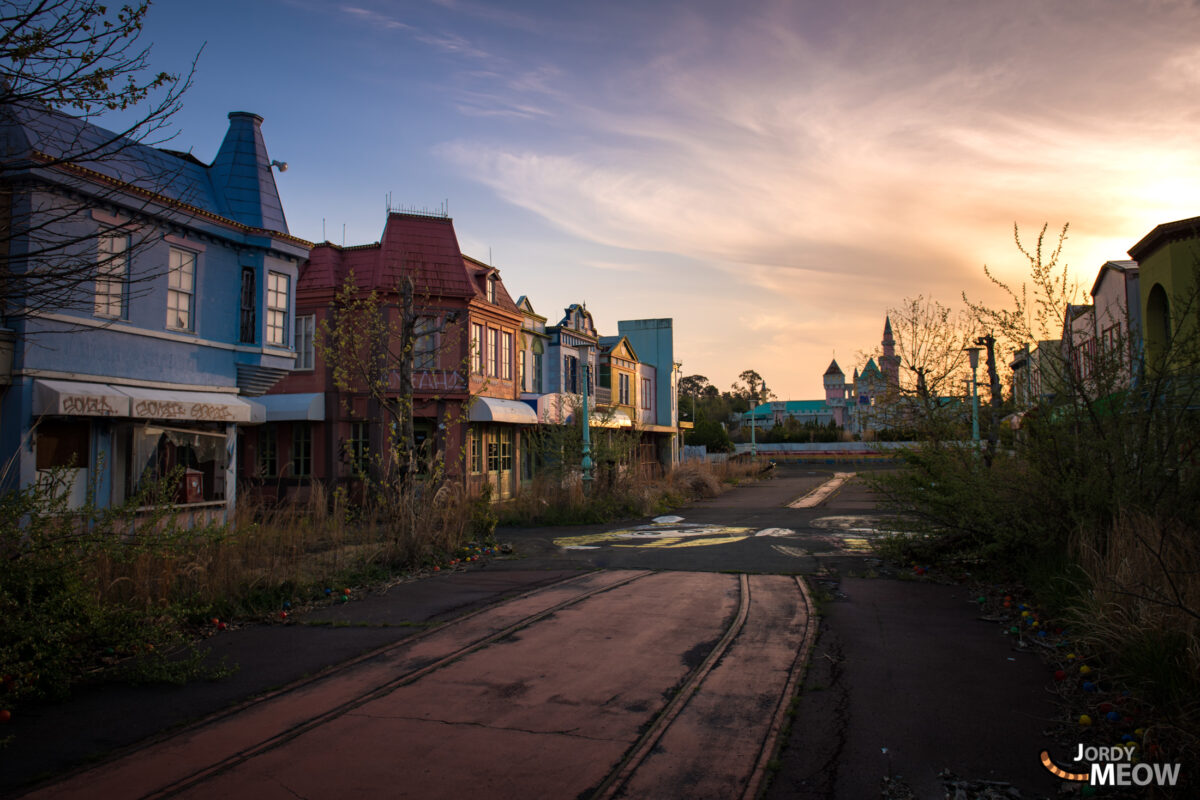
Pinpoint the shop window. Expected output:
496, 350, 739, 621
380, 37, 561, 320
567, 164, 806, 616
487, 429, 500, 472
258, 423, 277, 477
619, 373, 631, 405
349, 421, 369, 474
499, 427, 513, 471
124, 423, 226, 504
470, 428, 483, 474
533, 351, 543, 392
642, 378, 652, 410
292, 424, 312, 477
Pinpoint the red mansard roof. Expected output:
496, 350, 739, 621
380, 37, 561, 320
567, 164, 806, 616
299, 213, 475, 298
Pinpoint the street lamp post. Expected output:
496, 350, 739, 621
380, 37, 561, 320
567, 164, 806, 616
749, 388, 758, 458
964, 346, 982, 443
580, 347, 594, 490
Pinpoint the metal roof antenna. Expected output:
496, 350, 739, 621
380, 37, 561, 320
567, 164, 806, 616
342, 223, 346, 247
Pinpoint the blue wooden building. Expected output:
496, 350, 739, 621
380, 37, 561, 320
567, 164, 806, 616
0, 107, 310, 522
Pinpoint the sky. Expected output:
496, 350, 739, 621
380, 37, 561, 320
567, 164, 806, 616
116, 0, 1200, 398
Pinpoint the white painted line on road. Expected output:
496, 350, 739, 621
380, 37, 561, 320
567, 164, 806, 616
787, 472, 856, 508
652, 515, 685, 524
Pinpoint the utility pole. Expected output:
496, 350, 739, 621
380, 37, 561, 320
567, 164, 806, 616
974, 334, 1001, 466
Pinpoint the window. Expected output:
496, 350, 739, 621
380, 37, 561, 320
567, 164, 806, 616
533, 351, 543, 393
124, 424, 226, 504
348, 421, 369, 474
240, 268, 256, 343
471, 323, 484, 374
487, 276, 497, 303
642, 378, 652, 410
501, 332, 512, 380
619, 373, 631, 405
415, 316, 438, 370
519, 350, 527, 391
266, 271, 289, 346
470, 428, 483, 473
488, 328, 500, 377
487, 429, 500, 472
292, 424, 311, 477
95, 233, 128, 318
258, 424, 277, 476
499, 428, 513, 471
166, 247, 195, 330
564, 355, 578, 393
294, 315, 315, 370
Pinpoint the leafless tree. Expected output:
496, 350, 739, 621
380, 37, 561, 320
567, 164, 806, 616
1, 0, 197, 324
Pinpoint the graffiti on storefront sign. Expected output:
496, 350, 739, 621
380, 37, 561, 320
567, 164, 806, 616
62, 395, 118, 416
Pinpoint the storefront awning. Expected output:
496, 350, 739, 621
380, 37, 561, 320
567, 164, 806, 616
252, 393, 325, 422
113, 386, 254, 423
34, 379, 130, 417
469, 397, 539, 425
599, 410, 633, 429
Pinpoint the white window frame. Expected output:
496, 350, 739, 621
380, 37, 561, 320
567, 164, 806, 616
471, 323, 484, 374
294, 314, 316, 371
488, 327, 500, 377
266, 271, 290, 347
95, 232, 129, 319
501, 331, 512, 380
166, 246, 196, 331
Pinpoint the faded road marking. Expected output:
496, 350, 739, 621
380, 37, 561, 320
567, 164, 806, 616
788, 472, 856, 508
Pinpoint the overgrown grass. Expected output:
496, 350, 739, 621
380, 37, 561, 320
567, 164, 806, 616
0, 473, 475, 716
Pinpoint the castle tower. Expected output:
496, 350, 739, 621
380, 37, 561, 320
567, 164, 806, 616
824, 359, 846, 427
880, 316, 901, 390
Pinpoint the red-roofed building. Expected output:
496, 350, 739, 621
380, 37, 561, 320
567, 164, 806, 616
241, 212, 532, 501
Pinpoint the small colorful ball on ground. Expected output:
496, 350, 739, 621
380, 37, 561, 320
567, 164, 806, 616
1054, 670, 1066, 681
1080, 714, 1093, 726
1009, 626, 1019, 634
1079, 664, 1092, 675
976, 596, 986, 604
1106, 711, 1121, 722
279, 611, 288, 619
1083, 681, 1097, 692
0, 709, 11, 723
217, 622, 227, 630
343, 588, 351, 595
325, 588, 332, 595
1067, 653, 1076, 660
433, 566, 440, 572
283, 601, 291, 609
1099, 702, 1114, 713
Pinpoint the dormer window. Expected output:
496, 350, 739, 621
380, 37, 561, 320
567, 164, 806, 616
487, 275, 497, 303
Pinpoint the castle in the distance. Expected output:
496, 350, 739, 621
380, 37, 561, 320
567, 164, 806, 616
743, 317, 900, 435
823, 316, 900, 429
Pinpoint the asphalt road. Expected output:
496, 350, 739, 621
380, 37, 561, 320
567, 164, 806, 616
7, 464, 1061, 800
